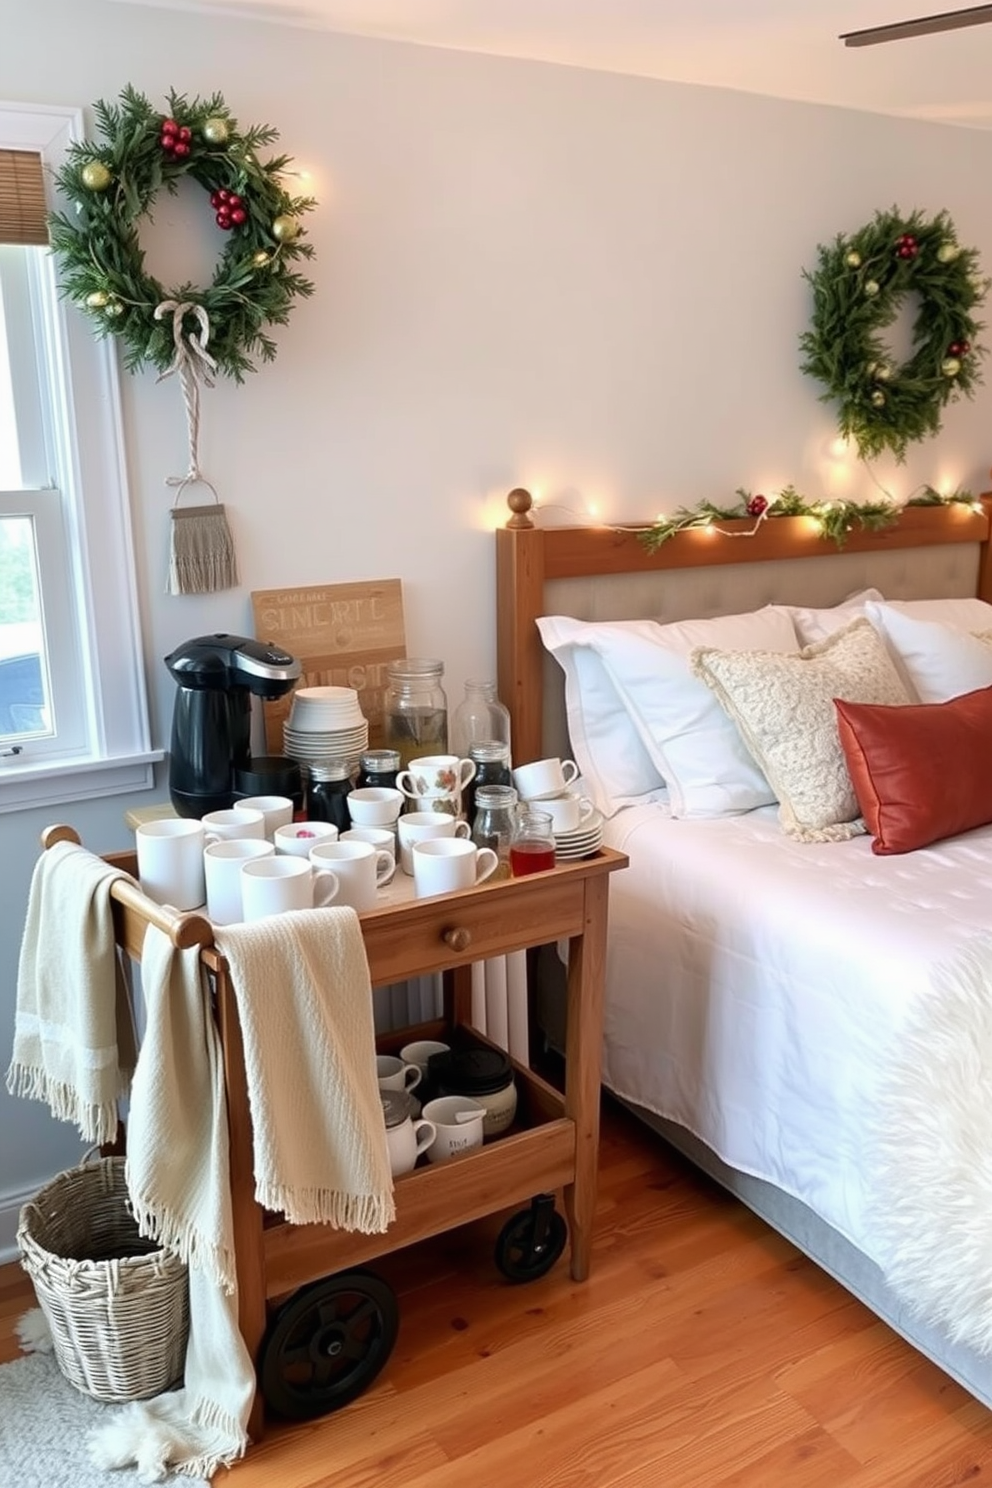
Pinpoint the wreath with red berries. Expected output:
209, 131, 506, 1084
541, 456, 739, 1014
799, 207, 988, 461
47, 85, 315, 381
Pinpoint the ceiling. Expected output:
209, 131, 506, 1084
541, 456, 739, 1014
111, 0, 992, 128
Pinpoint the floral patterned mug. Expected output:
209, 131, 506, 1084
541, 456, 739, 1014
395, 755, 476, 818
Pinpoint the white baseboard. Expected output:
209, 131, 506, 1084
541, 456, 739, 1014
0, 1185, 34, 1266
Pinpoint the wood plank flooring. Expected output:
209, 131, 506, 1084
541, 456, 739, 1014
3, 1095, 992, 1486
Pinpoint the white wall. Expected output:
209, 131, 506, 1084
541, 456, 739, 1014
3, 0, 992, 1252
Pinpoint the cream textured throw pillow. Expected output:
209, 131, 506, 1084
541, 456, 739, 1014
690, 618, 912, 842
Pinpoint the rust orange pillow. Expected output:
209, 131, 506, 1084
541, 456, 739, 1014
834, 686, 992, 855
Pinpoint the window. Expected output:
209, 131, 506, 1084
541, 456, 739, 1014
0, 103, 159, 812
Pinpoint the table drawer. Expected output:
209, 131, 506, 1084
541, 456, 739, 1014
361, 874, 588, 984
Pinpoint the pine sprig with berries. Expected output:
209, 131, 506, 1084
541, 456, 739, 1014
47, 85, 315, 381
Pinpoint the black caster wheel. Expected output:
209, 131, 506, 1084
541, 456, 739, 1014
259, 1269, 399, 1420
494, 1195, 568, 1283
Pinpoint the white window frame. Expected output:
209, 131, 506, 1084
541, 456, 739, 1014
0, 101, 160, 813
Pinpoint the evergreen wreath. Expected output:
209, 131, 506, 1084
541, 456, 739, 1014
47, 85, 316, 381
799, 207, 988, 461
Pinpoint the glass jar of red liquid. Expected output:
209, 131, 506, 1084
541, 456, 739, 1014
509, 806, 556, 876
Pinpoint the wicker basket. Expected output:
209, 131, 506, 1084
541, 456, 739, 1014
17, 1155, 189, 1402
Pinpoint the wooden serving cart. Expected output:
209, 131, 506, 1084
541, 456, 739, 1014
41, 823, 625, 1436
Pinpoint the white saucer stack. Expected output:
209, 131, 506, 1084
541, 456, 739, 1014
282, 686, 369, 765
553, 807, 604, 861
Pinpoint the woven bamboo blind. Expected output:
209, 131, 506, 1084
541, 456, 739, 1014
0, 149, 48, 245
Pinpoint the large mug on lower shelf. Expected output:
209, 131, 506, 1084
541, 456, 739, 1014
411, 838, 498, 898
240, 855, 339, 920
421, 1095, 486, 1163
396, 811, 471, 875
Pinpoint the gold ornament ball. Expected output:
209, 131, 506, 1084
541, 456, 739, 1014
845, 250, 862, 268
942, 356, 962, 377
874, 363, 892, 382
85, 290, 109, 309
271, 214, 298, 242
864, 279, 880, 298
81, 161, 111, 192
252, 250, 271, 267
105, 301, 124, 318
937, 242, 960, 264
202, 117, 230, 146
870, 390, 887, 408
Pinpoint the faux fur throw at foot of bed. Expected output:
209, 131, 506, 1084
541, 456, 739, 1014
868, 933, 992, 1355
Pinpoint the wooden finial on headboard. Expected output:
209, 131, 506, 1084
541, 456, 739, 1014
506, 488, 534, 529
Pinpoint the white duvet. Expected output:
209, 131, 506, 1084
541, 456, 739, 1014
600, 803, 992, 1269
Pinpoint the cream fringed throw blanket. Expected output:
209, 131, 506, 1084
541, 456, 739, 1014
90, 907, 394, 1482
6, 840, 136, 1143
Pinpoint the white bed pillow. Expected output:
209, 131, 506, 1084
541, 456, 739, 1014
864, 601, 992, 703
690, 618, 912, 843
877, 596, 992, 629
770, 588, 885, 646
536, 616, 667, 817
563, 608, 799, 818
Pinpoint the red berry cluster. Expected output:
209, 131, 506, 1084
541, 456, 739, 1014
746, 494, 769, 518
210, 189, 247, 231
159, 118, 192, 159
895, 232, 919, 261
948, 339, 971, 357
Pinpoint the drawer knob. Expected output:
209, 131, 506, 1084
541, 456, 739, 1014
442, 926, 472, 952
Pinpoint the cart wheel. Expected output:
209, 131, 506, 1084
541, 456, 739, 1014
494, 1197, 568, 1283
259, 1269, 399, 1420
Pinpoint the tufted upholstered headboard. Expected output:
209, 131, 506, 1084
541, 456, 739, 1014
495, 488, 992, 765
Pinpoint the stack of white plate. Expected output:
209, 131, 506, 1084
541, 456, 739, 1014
282, 686, 369, 764
553, 807, 604, 861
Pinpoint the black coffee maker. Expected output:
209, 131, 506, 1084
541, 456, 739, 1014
165, 633, 301, 818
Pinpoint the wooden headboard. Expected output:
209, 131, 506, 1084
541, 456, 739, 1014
496, 488, 992, 766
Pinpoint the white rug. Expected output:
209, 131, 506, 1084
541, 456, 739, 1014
0, 1350, 209, 1488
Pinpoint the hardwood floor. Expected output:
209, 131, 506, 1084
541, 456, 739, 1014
4, 1095, 992, 1486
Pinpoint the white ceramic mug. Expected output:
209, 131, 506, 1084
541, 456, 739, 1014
136, 817, 214, 910
384, 1110, 436, 1177
540, 792, 596, 833
342, 827, 396, 852
396, 811, 471, 875
309, 838, 395, 911
395, 756, 476, 816
240, 854, 339, 920
200, 806, 266, 842
399, 1039, 451, 1078
511, 757, 580, 801
422, 1095, 486, 1163
412, 838, 499, 898
274, 820, 339, 857
235, 794, 295, 838
203, 838, 275, 925
345, 787, 404, 828
376, 1054, 422, 1093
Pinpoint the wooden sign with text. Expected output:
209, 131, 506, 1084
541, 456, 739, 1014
251, 579, 406, 752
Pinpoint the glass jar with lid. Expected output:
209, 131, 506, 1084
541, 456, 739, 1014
450, 680, 512, 764
463, 739, 511, 824
357, 749, 401, 791
383, 659, 448, 770
470, 783, 517, 879
306, 759, 354, 832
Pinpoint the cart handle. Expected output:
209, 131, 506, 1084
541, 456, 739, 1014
41, 824, 216, 952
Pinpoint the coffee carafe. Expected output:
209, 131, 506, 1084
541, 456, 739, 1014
165, 633, 301, 818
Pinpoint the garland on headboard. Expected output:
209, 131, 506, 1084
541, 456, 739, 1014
637, 485, 978, 554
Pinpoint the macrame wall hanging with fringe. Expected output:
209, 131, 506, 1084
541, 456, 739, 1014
47, 85, 316, 595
